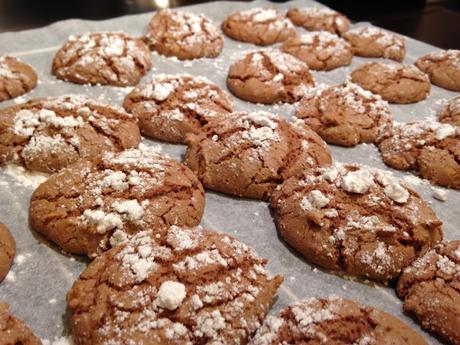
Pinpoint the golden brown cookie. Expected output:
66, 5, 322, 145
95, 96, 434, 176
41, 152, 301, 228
0, 223, 15, 283
294, 82, 392, 146
270, 163, 443, 282
282, 31, 353, 71
52, 32, 152, 86
67, 225, 283, 345
123, 74, 233, 143
0, 302, 42, 345
221, 8, 297, 46
350, 62, 431, 104
397, 240, 460, 345
0, 95, 141, 174
287, 7, 350, 36
438, 95, 460, 126
415, 50, 460, 91
377, 120, 460, 189
0, 56, 37, 102
185, 111, 332, 200
343, 26, 406, 62
30, 145, 205, 257
250, 296, 428, 345
144, 10, 223, 60
227, 50, 315, 104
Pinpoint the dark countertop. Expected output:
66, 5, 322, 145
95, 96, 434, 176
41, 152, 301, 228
0, 0, 459, 49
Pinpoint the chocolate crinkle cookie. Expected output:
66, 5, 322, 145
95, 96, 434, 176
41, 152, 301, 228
397, 240, 460, 345
294, 82, 392, 146
287, 7, 350, 36
227, 50, 315, 104
67, 225, 283, 345
185, 111, 332, 200
221, 8, 297, 46
350, 62, 431, 104
282, 31, 353, 71
249, 296, 428, 345
0, 302, 42, 345
0, 95, 141, 174
52, 32, 152, 86
0, 222, 15, 283
270, 163, 443, 282
377, 120, 460, 189
415, 49, 460, 91
124, 73, 233, 143
30, 145, 205, 257
438, 95, 460, 127
144, 10, 223, 60
0, 56, 37, 102
343, 26, 406, 62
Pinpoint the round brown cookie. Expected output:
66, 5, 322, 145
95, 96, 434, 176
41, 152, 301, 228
250, 296, 428, 345
350, 62, 431, 104
52, 32, 152, 87
281, 31, 353, 71
144, 10, 223, 60
0, 56, 37, 102
227, 50, 315, 104
438, 96, 460, 127
376, 120, 460, 189
123, 74, 233, 143
286, 7, 350, 36
0, 302, 42, 345
67, 225, 283, 345
415, 50, 460, 91
185, 111, 332, 200
30, 145, 205, 257
343, 26, 406, 62
397, 241, 460, 345
0, 95, 141, 174
221, 8, 297, 46
0, 223, 15, 283
294, 82, 392, 147
270, 163, 443, 282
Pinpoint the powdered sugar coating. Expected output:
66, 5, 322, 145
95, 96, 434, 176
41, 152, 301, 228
67, 226, 283, 345
0, 95, 141, 173
52, 32, 152, 86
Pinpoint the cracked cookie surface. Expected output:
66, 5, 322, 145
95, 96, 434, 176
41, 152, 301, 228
415, 50, 460, 91
250, 296, 427, 345
124, 74, 233, 143
227, 50, 315, 104
439, 95, 460, 127
294, 82, 392, 146
185, 111, 331, 200
0, 223, 15, 283
350, 62, 431, 104
287, 7, 350, 36
144, 10, 223, 60
282, 31, 353, 71
343, 26, 405, 62
52, 32, 152, 86
0, 302, 42, 345
0, 95, 141, 173
0, 56, 37, 102
221, 8, 296, 46
30, 145, 205, 257
67, 225, 283, 345
270, 163, 443, 282
397, 240, 460, 345
377, 120, 460, 189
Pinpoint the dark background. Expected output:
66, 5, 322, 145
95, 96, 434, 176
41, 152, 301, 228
0, 0, 459, 49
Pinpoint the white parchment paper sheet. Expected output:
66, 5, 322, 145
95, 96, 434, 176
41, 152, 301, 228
0, 0, 458, 343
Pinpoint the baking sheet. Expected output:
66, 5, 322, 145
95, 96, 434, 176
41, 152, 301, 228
0, 0, 458, 343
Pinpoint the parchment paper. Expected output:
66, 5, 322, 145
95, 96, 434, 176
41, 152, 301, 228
0, 1, 458, 343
